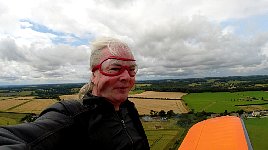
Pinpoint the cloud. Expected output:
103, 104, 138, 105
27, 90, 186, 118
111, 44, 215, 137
0, 36, 90, 84
130, 15, 268, 78
1, 0, 268, 84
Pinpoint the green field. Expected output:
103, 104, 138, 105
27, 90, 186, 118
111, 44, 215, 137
142, 119, 185, 150
182, 91, 268, 113
244, 117, 268, 150
145, 129, 183, 150
0, 112, 28, 125
0, 91, 33, 97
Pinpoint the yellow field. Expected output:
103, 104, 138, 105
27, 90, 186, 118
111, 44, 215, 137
8, 99, 57, 114
129, 91, 189, 115
12, 96, 35, 100
239, 105, 265, 112
0, 99, 30, 111
129, 98, 188, 115
59, 94, 79, 100
130, 91, 187, 99
0, 91, 189, 115
0, 97, 12, 100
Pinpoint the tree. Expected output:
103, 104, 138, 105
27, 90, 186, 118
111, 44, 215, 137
150, 110, 158, 117
167, 110, 175, 117
223, 110, 228, 116
21, 113, 38, 122
159, 110, 166, 117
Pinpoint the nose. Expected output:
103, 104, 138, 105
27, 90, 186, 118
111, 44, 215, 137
119, 69, 131, 80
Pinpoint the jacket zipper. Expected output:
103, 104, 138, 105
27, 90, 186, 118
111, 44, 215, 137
115, 112, 134, 150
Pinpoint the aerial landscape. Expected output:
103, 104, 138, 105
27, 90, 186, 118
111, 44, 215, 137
1, 75, 268, 149
1, 0, 268, 149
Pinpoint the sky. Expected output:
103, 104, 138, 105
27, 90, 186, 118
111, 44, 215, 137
1, 0, 268, 85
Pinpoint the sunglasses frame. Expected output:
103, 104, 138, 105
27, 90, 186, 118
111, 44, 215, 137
92, 56, 137, 77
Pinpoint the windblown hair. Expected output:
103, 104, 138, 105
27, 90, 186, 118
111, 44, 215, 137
78, 37, 134, 99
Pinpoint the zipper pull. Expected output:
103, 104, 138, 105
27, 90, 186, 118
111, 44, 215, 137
121, 120, 126, 128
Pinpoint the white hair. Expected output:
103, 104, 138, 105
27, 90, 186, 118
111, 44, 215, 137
89, 37, 133, 70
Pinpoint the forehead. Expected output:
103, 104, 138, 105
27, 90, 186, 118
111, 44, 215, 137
103, 59, 137, 66
99, 47, 134, 63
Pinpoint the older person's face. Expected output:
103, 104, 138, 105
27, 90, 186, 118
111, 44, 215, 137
91, 47, 136, 108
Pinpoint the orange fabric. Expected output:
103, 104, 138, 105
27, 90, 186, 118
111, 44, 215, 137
178, 116, 250, 150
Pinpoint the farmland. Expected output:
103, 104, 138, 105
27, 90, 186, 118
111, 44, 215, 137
0, 92, 188, 115
130, 91, 186, 99
0, 91, 188, 150
0, 96, 57, 114
182, 91, 268, 113
244, 117, 268, 150
1, 90, 268, 150
1, 75, 268, 149
0, 112, 29, 125
142, 118, 186, 150
129, 91, 188, 114
129, 98, 188, 115
59, 94, 79, 100
8, 99, 56, 114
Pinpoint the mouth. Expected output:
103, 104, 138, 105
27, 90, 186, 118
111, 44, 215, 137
115, 87, 129, 93
117, 87, 128, 89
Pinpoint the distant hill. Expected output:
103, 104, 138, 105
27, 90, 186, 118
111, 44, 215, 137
135, 75, 268, 93
1, 75, 268, 95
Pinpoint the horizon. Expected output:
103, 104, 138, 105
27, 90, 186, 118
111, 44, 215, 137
1, 74, 267, 87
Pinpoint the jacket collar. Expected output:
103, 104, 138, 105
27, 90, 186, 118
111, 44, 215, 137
82, 93, 132, 111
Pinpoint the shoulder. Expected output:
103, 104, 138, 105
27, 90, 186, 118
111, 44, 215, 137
39, 100, 85, 117
123, 99, 139, 115
125, 99, 136, 109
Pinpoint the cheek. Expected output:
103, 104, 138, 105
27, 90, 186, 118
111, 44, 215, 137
97, 76, 117, 91
129, 77, 135, 88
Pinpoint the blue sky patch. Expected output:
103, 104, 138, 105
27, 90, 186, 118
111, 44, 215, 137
20, 19, 92, 46
220, 13, 268, 36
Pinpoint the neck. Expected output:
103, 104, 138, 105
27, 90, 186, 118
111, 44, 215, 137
114, 105, 120, 111
91, 90, 122, 111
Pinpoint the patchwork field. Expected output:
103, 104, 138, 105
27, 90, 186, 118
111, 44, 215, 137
0, 92, 189, 115
129, 98, 189, 115
8, 99, 56, 114
0, 99, 30, 111
1, 90, 268, 149
0, 96, 57, 114
59, 92, 190, 115
129, 91, 189, 115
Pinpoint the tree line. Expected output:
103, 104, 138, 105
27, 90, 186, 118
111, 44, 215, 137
135, 75, 268, 93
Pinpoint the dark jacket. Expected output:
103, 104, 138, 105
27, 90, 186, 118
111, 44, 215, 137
0, 94, 150, 150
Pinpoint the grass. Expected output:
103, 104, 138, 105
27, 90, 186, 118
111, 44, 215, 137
0, 91, 33, 97
145, 130, 182, 150
183, 91, 268, 113
142, 119, 185, 150
129, 90, 145, 95
0, 112, 29, 125
244, 117, 268, 150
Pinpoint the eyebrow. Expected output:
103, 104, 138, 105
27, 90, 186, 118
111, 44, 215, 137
109, 61, 136, 66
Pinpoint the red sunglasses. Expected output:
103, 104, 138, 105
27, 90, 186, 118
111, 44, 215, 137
92, 56, 137, 77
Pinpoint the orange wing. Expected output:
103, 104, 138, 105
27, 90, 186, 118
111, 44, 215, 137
178, 116, 253, 150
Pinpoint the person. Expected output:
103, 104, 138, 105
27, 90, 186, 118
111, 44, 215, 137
0, 37, 150, 150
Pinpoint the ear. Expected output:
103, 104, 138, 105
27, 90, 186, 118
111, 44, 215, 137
91, 72, 98, 85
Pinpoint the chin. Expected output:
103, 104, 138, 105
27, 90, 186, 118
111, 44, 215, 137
115, 95, 128, 102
